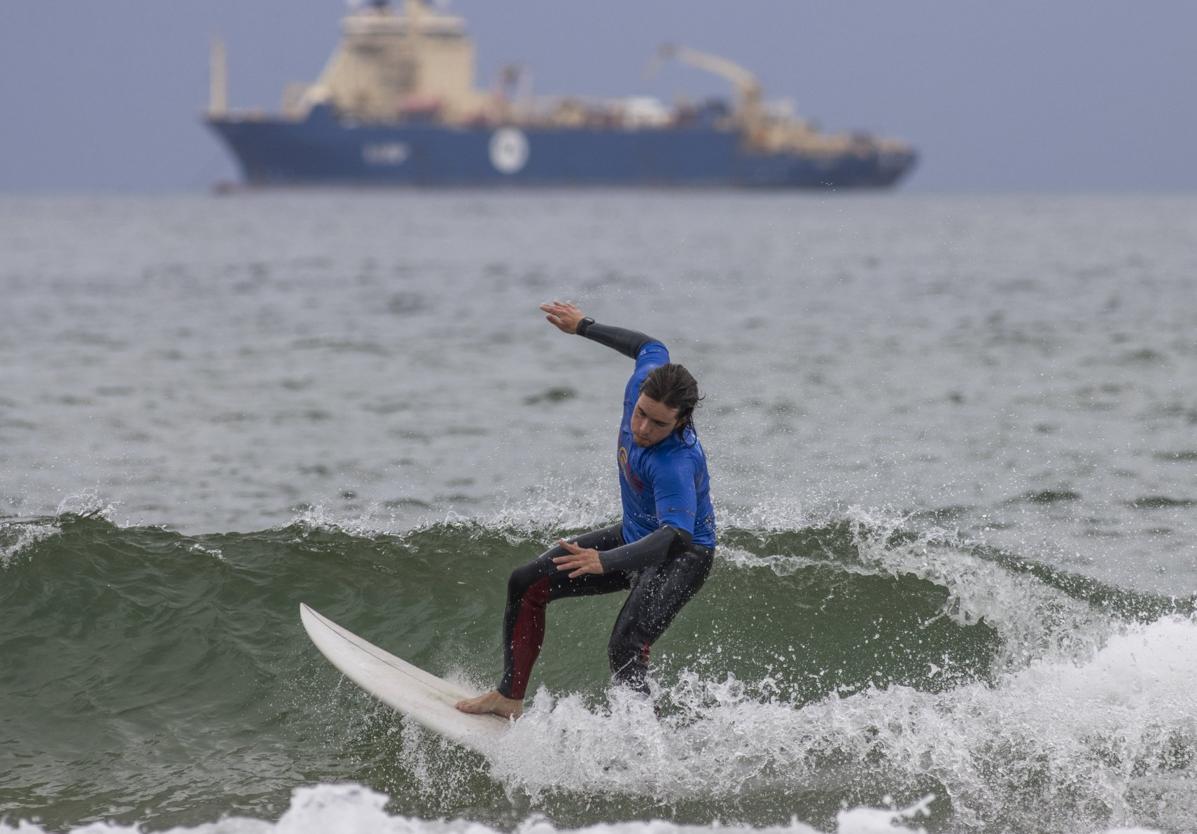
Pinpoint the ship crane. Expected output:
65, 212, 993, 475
647, 44, 763, 131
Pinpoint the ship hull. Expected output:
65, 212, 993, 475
206, 110, 916, 190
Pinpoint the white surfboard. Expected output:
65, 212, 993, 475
299, 603, 510, 754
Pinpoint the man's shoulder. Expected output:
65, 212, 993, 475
635, 340, 670, 367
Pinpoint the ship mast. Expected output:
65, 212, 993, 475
402, 0, 425, 96
209, 36, 228, 116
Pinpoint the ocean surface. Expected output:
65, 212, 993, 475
1, 192, 1195, 834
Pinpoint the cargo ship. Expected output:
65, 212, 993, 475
204, 0, 917, 189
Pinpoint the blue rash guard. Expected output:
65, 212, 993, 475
493, 318, 718, 700
617, 341, 717, 550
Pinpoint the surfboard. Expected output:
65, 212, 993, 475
298, 603, 511, 754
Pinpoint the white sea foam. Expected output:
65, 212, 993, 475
0, 519, 61, 567
282, 480, 618, 542
54, 489, 117, 520
0, 783, 1161, 834
717, 494, 812, 533
480, 616, 1197, 832
481, 476, 621, 538
715, 544, 843, 577
1, 487, 129, 566
0, 784, 947, 834
0, 491, 124, 567
286, 502, 399, 538
284, 488, 811, 544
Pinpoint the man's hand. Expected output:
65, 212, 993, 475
540, 300, 586, 334
552, 538, 604, 578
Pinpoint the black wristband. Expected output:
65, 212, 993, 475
576, 316, 595, 337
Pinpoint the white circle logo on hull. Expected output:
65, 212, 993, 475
489, 128, 529, 174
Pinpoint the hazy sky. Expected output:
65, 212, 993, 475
1, 1, 1194, 193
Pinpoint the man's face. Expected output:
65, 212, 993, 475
631, 394, 680, 447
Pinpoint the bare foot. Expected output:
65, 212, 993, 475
455, 690, 523, 719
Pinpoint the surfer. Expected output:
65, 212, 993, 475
456, 301, 716, 719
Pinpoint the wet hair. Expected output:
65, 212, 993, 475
640, 363, 703, 438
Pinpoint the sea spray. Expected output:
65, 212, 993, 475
484, 618, 1197, 830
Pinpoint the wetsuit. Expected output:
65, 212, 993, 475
497, 322, 717, 698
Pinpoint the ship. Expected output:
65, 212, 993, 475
204, 0, 917, 189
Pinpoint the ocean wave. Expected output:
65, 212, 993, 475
0, 511, 1192, 832
484, 616, 1197, 830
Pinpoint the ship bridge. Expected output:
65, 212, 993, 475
288, 0, 487, 122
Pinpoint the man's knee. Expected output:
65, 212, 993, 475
508, 558, 552, 599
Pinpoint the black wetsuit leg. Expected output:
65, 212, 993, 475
608, 546, 714, 694
498, 523, 627, 699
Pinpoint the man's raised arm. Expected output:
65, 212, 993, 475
540, 301, 655, 359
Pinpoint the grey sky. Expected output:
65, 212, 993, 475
1, 1, 1193, 193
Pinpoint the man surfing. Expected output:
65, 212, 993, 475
456, 302, 717, 719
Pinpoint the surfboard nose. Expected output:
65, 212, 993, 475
297, 602, 510, 752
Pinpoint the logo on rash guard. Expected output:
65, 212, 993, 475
618, 444, 644, 493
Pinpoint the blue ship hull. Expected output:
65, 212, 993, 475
206, 108, 916, 189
